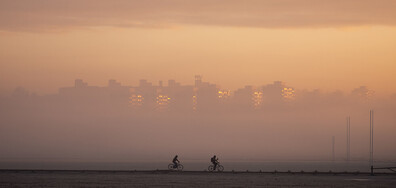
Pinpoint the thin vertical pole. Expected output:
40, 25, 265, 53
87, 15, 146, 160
349, 117, 351, 160
346, 117, 348, 161
371, 110, 374, 165
346, 116, 350, 161
332, 136, 335, 161
370, 110, 374, 175
370, 110, 372, 165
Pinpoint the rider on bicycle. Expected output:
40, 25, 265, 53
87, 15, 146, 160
172, 155, 180, 168
211, 155, 219, 170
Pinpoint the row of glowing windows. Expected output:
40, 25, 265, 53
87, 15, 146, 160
130, 88, 295, 105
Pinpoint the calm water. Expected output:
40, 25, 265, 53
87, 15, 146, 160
1, 161, 395, 172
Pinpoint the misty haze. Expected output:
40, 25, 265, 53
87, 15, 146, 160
1, 1, 396, 187
1, 76, 395, 168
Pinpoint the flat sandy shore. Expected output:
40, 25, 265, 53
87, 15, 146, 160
1, 170, 395, 187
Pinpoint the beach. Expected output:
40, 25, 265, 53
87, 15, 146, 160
1, 170, 395, 187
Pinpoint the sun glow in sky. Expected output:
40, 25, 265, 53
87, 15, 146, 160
1, 0, 396, 96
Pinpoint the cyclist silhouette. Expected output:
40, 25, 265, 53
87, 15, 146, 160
211, 155, 219, 170
172, 155, 180, 168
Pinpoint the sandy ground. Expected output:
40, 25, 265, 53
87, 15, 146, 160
0, 170, 395, 187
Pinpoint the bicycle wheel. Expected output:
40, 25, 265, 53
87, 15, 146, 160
168, 164, 174, 170
177, 164, 184, 171
208, 165, 214, 172
217, 165, 224, 172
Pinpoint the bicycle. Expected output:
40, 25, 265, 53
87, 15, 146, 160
208, 163, 224, 172
168, 163, 184, 171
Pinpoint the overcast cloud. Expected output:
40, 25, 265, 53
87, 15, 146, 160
1, 0, 396, 31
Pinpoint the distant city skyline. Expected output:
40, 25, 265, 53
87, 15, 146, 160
6, 76, 378, 99
0, 75, 384, 99
5, 76, 379, 115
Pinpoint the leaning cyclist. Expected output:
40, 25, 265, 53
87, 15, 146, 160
211, 155, 219, 170
172, 155, 180, 168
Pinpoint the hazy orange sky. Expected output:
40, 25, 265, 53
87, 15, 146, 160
1, 0, 396, 95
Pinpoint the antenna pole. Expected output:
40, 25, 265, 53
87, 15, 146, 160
369, 110, 374, 175
346, 117, 350, 161
332, 136, 335, 161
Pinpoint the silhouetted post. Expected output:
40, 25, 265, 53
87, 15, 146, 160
346, 117, 351, 161
332, 136, 335, 161
349, 117, 351, 161
370, 110, 372, 165
370, 110, 374, 175
371, 110, 374, 166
